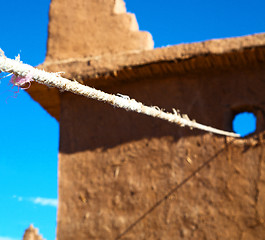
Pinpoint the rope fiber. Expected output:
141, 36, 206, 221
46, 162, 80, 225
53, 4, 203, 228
0, 50, 239, 137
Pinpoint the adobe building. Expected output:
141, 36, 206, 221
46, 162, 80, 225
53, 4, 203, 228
23, 225, 44, 240
27, 0, 265, 239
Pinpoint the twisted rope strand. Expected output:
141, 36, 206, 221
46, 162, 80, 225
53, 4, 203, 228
0, 52, 239, 137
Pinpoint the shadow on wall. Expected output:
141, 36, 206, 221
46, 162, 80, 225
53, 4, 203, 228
59, 67, 265, 153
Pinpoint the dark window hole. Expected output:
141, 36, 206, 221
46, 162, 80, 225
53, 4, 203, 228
232, 112, 257, 137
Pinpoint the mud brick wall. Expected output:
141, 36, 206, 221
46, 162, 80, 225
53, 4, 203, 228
57, 65, 265, 240
26, 0, 265, 239
46, 0, 153, 60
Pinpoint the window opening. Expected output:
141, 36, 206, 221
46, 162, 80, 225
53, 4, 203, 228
232, 112, 256, 137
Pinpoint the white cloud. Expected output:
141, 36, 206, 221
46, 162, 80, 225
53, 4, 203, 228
30, 197, 58, 207
13, 195, 58, 207
12, 195, 23, 201
0, 237, 20, 240
17, 196, 23, 201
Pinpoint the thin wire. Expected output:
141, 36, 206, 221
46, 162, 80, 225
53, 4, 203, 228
115, 137, 237, 240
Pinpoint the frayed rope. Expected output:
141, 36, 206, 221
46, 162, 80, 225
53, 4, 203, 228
0, 50, 239, 137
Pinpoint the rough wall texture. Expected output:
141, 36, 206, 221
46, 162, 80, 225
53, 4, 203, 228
57, 64, 265, 240
46, 0, 153, 60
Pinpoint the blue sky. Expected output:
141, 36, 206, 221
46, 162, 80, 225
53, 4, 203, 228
0, 1, 264, 240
